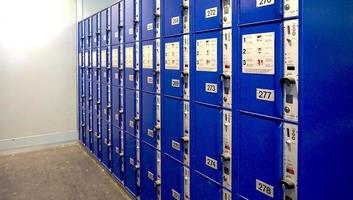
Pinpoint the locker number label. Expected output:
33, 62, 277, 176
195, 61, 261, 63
205, 7, 218, 18
256, 88, 275, 102
147, 77, 153, 84
129, 75, 134, 81
172, 140, 181, 151
205, 156, 218, 170
171, 79, 180, 88
256, 179, 274, 198
148, 171, 154, 181
172, 189, 181, 200
171, 16, 180, 25
205, 83, 218, 93
147, 23, 153, 31
147, 129, 154, 138
256, 0, 275, 7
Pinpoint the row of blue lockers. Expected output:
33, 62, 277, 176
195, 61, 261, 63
77, 0, 353, 200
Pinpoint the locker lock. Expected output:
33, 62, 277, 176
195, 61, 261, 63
118, 25, 124, 29
119, 67, 123, 71
134, 68, 139, 72
134, 116, 140, 122
107, 103, 111, 109
134, 20, 139, 24
135, 164, 140, 170
97, 100, 101, 104
154, 180, 161, 187
119, 109, 124, 114
281, 178, 295, 189
280, 77, 296, 86
181, 136, 189, 143
180, 4, 189, 9
119, 152, 124, 157
220, 153, 231, 161
154, 13, 160, 18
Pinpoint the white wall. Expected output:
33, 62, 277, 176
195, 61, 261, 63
77, 0, 117, 21
0, 0, 77, 149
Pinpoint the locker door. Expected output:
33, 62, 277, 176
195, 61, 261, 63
193, 30, 229, 107
112, 125, 123, 180
239, 22, 285, 118
112, 4, 120, 45
141, 40, 156, 93
141, 0, 155, 40
191, 172, 225, 200
125, 133, 139, 196
141, 143, 159, 200
162, 97, 183, 162
96, 13, 102, 47
141, 92, 157, 147
193, 0, 232, 32
238, 114, 282, 200
101, 9, 107, 47
101, 84, 108, 121
162, 154, 186, 200
84, 19, 89, 49
239, 0, 298, 25
92, 15, 98, 48
163, 36, 183, 98
92, 102, 98, 157
125, 0, 135, 43
78, 22, 82, 51
193, 105, 222, 184
162, 0, 183, 37
112, 45, 120, 86
102, 120, 111, 168
124, 43, 135, 89
112, 85, 120, 127
125, 88, 136, 135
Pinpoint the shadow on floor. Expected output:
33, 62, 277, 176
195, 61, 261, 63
0, 142, 132, 200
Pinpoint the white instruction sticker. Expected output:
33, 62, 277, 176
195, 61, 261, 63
205, 7, 218, 18
242, 32, 275, 74
256, 88, 275, 102
165, 42, 180, 70
196, 38, 218, 72
125, 47, 134, 68
101, 50, 106, 67
205, 83, 218, 93
256, 179, 274, 198
256, 0, 275, 7
205, 156, 217, 170
171, 16, 180, 25
147, 23, 153, 31
143, 45, 153, 69
112, 49, 118, 67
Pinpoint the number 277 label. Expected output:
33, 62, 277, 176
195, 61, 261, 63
256, 88, 275, 102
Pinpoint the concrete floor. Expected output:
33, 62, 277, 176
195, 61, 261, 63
0, 142, 132, 200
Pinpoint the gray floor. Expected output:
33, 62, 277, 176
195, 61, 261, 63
0, 142, 132, 200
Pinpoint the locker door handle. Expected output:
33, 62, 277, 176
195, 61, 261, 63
180, 71, 189, 78
119, 109, 124, 114
181, 136, 189, 143
180, 4, 189, 10
119, 152, 124, 157
134, 164, 140, 170
153, 125, 161, 132
154, 180, 161, 187
154, 69, 160, 76
153, 13, 160, 19
134, 20, 139, 24
281, 178, 295, 189
134, 68, 139, 72
220, 153, 231, 161
134, 117, 140, 122
220, 73, 231, 95
280, 77, 296, 86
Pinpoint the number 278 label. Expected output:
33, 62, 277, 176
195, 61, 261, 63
256, 179, 274, 198
256, 0, 275, 7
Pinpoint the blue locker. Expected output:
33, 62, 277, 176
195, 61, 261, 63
111, 3, 120, 45
141, 92, 157, 147
162, 97, 183, 162
239, 22, 283, 118
112, 45, 120, 86
102, 119, 112, 169
106, 7, 112, 47
161, 154, 186, 200
124, 0, 137, 43
84, 19, 90, 49
124, 43, 136, 89
162, 0, 185, 37
96, 13, 101, 47
141, 0, 157, 41
238, 0, 285, 25
191, 171, 224, 200
193, 30, 228, 107
101, 84, 108, 121
141, 40, 156, 93
162, 36, 183, 98
112, 125, 124, 181
92, 15, 98, 49
124, 88, 136, 135
112, 85, 121, 127
81, 109, 87, 145
140, 142, 159, 200
78, 22, 83, 51
191, 0, 232, 32
237, 114, 282, 200
92, 105, 99, 157
124, 133, 139, 196
101, 9, 108, 47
